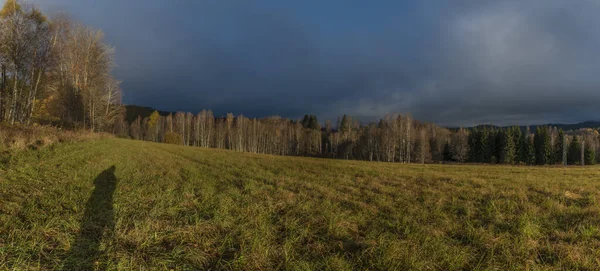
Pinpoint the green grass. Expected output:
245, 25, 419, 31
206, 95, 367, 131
1, 138, 600, 270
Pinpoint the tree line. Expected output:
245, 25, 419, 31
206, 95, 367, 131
119, 110, 599, 166
463, 126, 596, 165
0, 0, 121, 130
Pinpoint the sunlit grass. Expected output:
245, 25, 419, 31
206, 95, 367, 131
1, 138, 600, 270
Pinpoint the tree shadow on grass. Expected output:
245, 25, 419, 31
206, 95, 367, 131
62, 166, 117, 270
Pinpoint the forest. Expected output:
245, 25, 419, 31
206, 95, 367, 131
0, 0, 598, 166
118, 110, 599, 166
0, 0, 121, 130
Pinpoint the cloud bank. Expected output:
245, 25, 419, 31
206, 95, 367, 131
30, 0, 600, 126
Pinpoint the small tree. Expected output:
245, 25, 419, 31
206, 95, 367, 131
164, 132, 182, 145
451, 128, 469, 163
147, 110, 160, 142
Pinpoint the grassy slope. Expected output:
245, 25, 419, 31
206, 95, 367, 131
1, 138, 600, 270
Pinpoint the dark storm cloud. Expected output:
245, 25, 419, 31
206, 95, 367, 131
31, 0, 600, 126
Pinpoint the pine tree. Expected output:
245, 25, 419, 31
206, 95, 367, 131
584, 141, 596, 165
512, 127, 522, 162
339, 115, 349, 133
534, 127, 543, 165
554, 129, 565, 165
467, 128, 478, 162
301, 115, 310, 129
486, 128, 499, 163
479, 128, 489, 163
443, 141, 452, 161
527, 136, 536, 165
517, 129, 528, 164
467, 128, 488, 163
568, 136, 581, 165
534, 126, 552, 165
308, 115, 319, 130
548, 132, 555, 164
546, 127, 556, 165
500, 127, 516, 164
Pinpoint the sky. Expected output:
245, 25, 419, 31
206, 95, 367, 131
27, 0, 600, 126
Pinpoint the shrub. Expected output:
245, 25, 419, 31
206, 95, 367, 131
164, 132, 182, 145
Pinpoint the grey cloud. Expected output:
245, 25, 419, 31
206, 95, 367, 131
31, 0, 600, 126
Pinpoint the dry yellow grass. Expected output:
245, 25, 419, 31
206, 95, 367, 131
0, 124, 110, 151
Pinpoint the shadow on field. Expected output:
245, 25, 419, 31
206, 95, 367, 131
62, 166, 117, 270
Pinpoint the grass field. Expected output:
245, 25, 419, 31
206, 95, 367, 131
1, 138, 600, 270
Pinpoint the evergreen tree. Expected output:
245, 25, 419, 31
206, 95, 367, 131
467, 128, 479, 162
544, 133, 555, 165
301, 115, 310, 129
339, 115, 349, 133
443, 142, 452, 161
527, 136, 536, 165
500, 127, 516, 164
584, 142, 596, 165
308, 115, 319, 130
517, 129, 528, 164
377, 119, 385, 129
512, 126, 522, 162
495, 129, 503, 162
479, 128, 489, 162
567, 136, 581, 165
554, 129, 565, 165
486, 128, 499, 163
534, 126, 552, 165
546, 127, 556, 165
468, 128, 488, 163
534, 127, 543, 165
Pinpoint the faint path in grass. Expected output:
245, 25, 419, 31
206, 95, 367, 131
62, 166, 117, 270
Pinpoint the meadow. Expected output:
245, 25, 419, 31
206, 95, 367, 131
1, 138, 600, 270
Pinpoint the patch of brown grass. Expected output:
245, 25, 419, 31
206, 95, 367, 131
0, 123, 110, 151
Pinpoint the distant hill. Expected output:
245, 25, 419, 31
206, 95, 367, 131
451, 121, 600, 132
536, 121, 600, 131
124, 105, 173, 123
